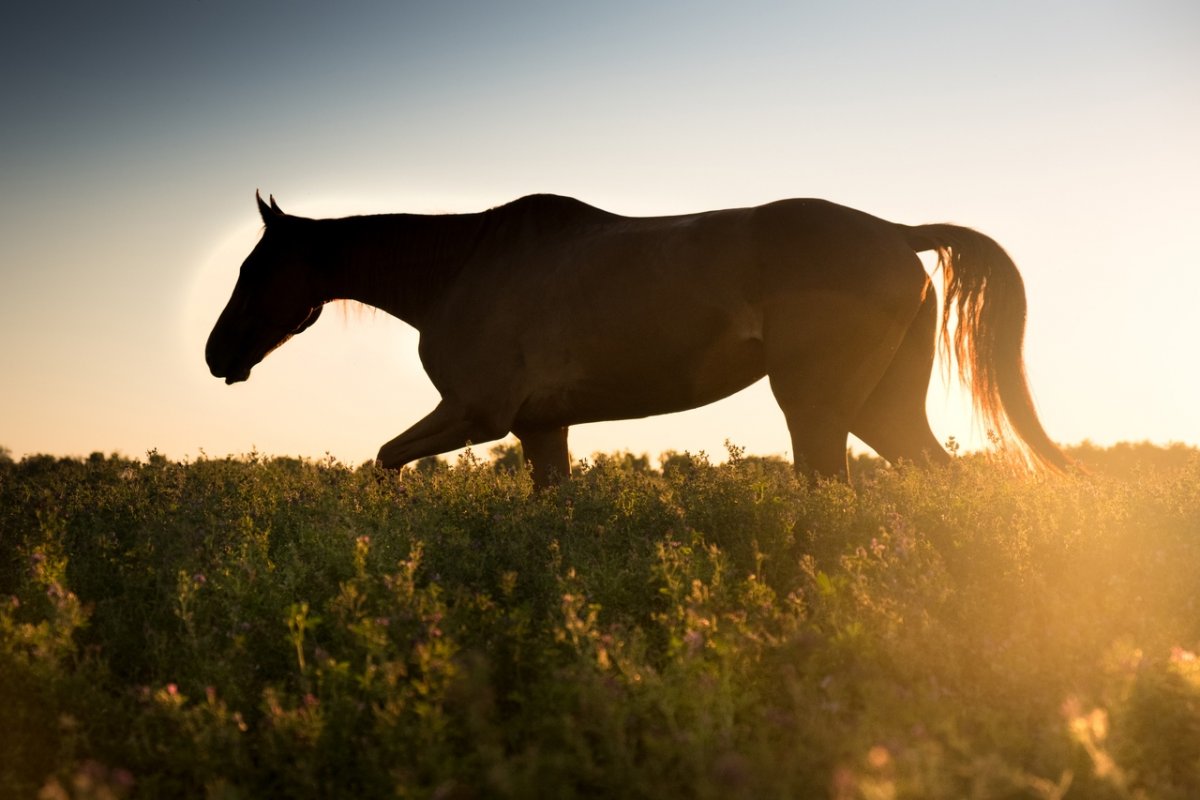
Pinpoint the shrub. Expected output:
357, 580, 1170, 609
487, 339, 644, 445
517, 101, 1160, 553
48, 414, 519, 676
0, 446, 1197, 797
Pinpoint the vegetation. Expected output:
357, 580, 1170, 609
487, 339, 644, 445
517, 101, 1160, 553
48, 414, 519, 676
1, 443, 1198, 798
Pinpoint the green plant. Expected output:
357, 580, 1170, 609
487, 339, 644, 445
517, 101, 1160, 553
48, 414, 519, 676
0, 446, 1197, 798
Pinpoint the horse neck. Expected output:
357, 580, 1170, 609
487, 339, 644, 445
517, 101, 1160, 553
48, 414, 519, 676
321, 211, 486, 328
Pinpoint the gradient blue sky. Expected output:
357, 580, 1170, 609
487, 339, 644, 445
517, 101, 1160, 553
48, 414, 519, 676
2, 1, 1198, 464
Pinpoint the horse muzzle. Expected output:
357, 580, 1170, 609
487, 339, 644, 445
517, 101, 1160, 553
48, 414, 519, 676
207, 349, 252, 384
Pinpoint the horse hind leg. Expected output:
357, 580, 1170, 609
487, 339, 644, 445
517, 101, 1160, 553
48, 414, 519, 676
763, 292, 917, 481
850, 288, 950, 468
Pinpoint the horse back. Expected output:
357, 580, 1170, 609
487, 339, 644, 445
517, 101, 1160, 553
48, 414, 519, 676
435, 196, 925, 344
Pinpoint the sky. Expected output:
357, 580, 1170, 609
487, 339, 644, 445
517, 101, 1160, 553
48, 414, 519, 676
2, 0, 1198, 467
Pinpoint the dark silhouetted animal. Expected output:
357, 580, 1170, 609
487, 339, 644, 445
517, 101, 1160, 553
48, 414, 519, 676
207, 192, 1067, 486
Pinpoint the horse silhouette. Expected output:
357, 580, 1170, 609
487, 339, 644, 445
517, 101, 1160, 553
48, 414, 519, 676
206, 192, 1067, 486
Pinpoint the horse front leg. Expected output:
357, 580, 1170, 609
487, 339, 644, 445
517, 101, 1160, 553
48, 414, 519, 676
513, 425, 570, 489
376, 400, 507, 470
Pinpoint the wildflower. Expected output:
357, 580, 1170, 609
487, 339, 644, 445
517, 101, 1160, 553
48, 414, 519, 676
1087, 709, 1109, 742
111, 768, 135, 793
1170, 647, 1197, 664
867, 745, 892, 770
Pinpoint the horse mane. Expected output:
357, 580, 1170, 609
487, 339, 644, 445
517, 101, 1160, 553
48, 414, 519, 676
308, 210, 491, 316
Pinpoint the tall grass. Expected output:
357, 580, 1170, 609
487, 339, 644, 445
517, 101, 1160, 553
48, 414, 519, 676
1, 445, 1198, 798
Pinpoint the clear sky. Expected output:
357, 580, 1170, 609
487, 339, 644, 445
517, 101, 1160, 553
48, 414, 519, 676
2, 1, 1198, 466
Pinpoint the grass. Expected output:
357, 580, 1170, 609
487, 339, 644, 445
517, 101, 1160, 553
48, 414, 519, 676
1, 443, 1198, 798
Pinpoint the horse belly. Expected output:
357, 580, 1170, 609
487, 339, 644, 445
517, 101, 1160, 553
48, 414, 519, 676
516, 307, 767, 426
494, 209, 771, 427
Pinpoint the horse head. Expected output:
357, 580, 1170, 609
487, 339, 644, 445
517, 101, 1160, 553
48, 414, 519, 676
206, 192, 326, 384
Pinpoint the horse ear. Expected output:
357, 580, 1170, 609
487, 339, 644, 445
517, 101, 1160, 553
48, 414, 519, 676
256, 190, 285, 226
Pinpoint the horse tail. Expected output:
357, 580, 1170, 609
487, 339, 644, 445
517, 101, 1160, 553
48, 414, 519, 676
903, 224, 1069, 471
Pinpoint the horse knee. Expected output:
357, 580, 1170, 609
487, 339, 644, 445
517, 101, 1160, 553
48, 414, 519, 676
374, 400, 512, 471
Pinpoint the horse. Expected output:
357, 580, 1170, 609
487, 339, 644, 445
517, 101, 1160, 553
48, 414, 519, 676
206, 191, 1068, 487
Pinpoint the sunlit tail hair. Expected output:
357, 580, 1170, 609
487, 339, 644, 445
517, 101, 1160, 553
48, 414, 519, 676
906, 224, 1069, 470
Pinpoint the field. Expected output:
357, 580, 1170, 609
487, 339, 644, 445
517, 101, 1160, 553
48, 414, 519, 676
2, 443, 1199, 799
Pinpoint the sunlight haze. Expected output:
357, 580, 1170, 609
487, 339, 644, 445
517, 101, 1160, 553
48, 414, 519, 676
2, 1, 1198, 465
